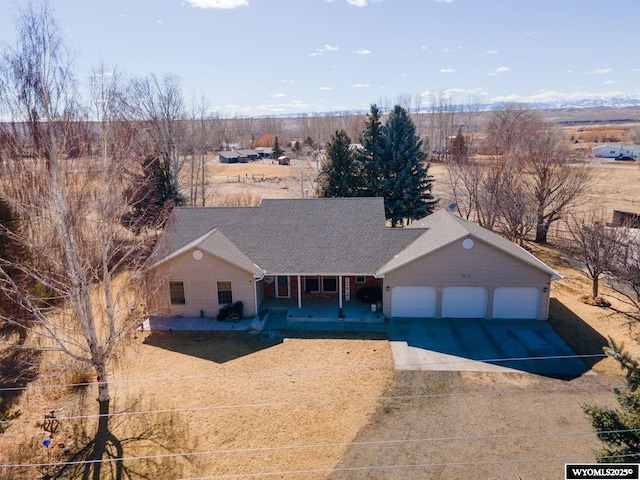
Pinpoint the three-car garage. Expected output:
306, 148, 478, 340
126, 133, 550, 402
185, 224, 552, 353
390, 286, 542, 320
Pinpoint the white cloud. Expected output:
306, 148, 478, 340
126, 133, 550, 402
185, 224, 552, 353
271, 93, 287, 98
156, 20, 164, 24
523, 30, 538, 36
631, 68, 640, 72
352, 83, 370, 88
226, 103, 252, 112
311, 44, 339, 56
282, 79, 295, 83
589, 68, 613, 74
603, 80, 620, 84
421, 45, 427, 51
481, 50, 498, 56
353, 49, 372, 55
421, 87, 487, 99
319, 86, 332, 90
433, 0, 454, 3
256, 100, 323, 112
185, 0, 248, 9
347, 0, 368, 5
488, 66, 510, 76
440, 68, 455, 73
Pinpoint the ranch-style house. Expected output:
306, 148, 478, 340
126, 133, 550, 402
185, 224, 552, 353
146, 197, 560, 323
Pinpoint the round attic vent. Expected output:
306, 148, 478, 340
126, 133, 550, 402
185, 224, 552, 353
193, 250, 203, 260
462, 239, 474, 250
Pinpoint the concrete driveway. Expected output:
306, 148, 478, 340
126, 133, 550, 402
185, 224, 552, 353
387, 318, 591, 378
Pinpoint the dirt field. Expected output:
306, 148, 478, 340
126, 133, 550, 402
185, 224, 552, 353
3, 153, 640, 479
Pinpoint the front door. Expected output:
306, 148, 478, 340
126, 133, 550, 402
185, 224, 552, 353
276, 276, 290, 298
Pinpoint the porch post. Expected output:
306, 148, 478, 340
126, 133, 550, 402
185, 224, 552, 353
253, 279, 259, 318
339, 275, 343, 309
297, 276, 302, 308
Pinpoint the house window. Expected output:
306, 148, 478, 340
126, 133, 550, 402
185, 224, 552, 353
169, 281, 186, 305
217, 281, 233, 304
322, 276, 337, 293
355, 276, 366, 284
305, 276, 320, 293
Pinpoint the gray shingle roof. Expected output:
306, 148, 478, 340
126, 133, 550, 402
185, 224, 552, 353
152, 198, 422, 275
376, 210, 561, 278
151, 200, 559, 279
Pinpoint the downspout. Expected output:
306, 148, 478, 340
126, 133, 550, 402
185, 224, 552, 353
338, 275, 343, 309
254, 269, 265, 318
297, 276, 302, 308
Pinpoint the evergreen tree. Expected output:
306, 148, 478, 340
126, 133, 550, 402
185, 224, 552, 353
318, 130, 364, 197
451, 127, 468, 163
583, 339, 640, 462
271, 135, 284, 159
377, 105, 438, 226
122, 154, 181, 234
357, 104, 384, 196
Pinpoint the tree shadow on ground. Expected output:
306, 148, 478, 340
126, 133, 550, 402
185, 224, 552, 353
0, 325, 41, 412
547, 298, 610, 370
142, 329, 387, 364
142, 330, 282, 364
47, 395, 195, 480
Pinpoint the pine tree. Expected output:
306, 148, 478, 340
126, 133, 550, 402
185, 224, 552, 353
451, 127, 468, 163
357, 104, 384, 196
271, 135, 284, 159
377, 105, 438, 226
122, 154, 181, 234
583, 339, 640, 462
318, 130, 364, 197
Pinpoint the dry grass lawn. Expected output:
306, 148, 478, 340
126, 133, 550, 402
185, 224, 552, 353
3, 154, 640, 479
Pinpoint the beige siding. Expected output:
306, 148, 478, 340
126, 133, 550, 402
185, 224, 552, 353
147, 249, 257, 318
382, 236, 552, 320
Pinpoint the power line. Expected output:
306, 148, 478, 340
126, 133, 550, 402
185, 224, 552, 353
0, 352, 608, 393
1, 429, 637, 470
1, 383, 619, 426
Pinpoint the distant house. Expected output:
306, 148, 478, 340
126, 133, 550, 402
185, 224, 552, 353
219, 151, 240, 164
146, 198, 560, 323
236, 149, 259, 162
255, 147, 272, 158
277, 156, 290, 165
591, 144, 640, 160
219, 149, 259, 164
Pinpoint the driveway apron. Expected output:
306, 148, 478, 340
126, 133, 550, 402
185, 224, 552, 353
387, 318, 590, 377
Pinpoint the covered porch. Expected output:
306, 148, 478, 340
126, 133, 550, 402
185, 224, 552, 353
260, 297, 384, 323
258, 274, 383, 323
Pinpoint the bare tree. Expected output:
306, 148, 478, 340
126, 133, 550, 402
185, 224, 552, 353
514, 126, 592, 243
130, 72, 186, 202
187, 93, 210, 206
484, 103, 542, 155
494, 161, 536, 245
564, 209, 634, 299
0, 3, 151, 432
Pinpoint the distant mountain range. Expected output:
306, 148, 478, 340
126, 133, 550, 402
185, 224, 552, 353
272, 96, 640, 119
524, 96, 640, 110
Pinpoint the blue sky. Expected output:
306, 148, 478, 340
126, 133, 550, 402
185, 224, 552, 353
1, 0, 638, 116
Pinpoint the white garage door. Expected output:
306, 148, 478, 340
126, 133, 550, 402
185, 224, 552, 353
441, 287, 488, 318
391, 286, 436, 318
493, 287, 540, 319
